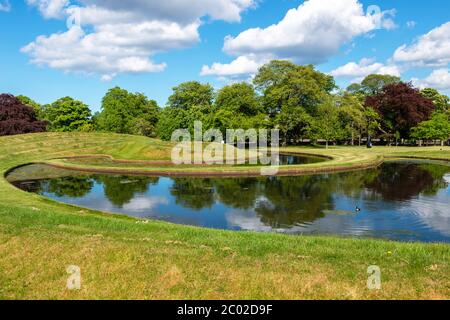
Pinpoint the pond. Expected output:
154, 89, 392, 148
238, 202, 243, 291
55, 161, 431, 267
7, 161, 450, 243
277, 153, 326, 165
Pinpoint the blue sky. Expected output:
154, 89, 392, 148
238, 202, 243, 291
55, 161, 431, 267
1, 0, 449, 112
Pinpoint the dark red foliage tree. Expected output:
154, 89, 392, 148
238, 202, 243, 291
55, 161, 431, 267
0, 94, 47, 136
365, 82, 435, 138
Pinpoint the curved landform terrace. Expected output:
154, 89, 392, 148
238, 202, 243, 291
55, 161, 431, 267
4, 133, 449, 178
1, 132, 450, 299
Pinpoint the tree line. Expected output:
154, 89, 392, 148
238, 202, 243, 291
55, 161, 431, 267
1, 60, 449, 146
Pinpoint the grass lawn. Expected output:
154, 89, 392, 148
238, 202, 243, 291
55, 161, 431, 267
0, 132, 449, 299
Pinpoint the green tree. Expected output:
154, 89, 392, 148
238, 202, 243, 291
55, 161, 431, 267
157, 81, 215, 140
167, 81, 214, 110
254, 61, 335, 116
215, 82, 262, 116
363, 106, 382, 139
346, 83, 364, 95
314, 98, 344, 148
157, 104, 215, 141
97, 87, 160, 136
157, 107, 189, 141
337, 93, 366, 145
253, 61, 335, 144
359, 74, 401, 96
253, 60, 299, 91
347, 74, 401, 97
411, 112, 450, 146
276, 105, 313, 145
421, 88, 450, 113
212, 82, 267, 136
43, 97, 92, 132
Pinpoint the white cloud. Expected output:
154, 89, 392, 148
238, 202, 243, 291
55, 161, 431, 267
76, 0, 255, 24
412, 69, 450, 91
22, 0, 256, 79
394, 22, 450, 67
399, 193, 450, 237
0, 0, 11, 12
202, 0, 396, 79
21, 24, 175, 80
122, 196, 169, 212
200, 55, 267, 79
223, 0, 393, 60
26, 0, 69, 18
330, 58, 401, 81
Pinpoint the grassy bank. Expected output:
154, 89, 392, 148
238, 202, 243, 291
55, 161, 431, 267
0, 132, 449, 299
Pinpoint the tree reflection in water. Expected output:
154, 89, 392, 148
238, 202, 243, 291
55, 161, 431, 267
128, 162, 450, 229
10, 161, 450, 237
93, 175, 159, 207
44, 176, 94, 198
170, 178, 217, 209
364, 163, 449, 201
164, 162, 449, 228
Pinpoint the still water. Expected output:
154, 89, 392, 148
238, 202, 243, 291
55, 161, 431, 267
8, 161, 450, 242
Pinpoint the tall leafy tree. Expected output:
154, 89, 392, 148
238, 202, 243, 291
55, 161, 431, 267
253, 60, 299, 91
360, 74, 401, 96
337, 93, 366, 145
157, 81, 214, 140
158, 104, 215, 141
346, 83, 364, 95
276, 105, 313, 145
0, 94, 47, 136
420, 88, 450, 113
157, 107, 190, 141
365, 82, 435, 139
314, 98, 344, 148
215, 82, 262, 116
254, 61, 335, 117
43, 97, 93, 132
253, 60, 335, 144
411, 112, 450, 146
167, 81, 214, 110
97, 87, 160, 136
363, 106, 382, 140
212, 82, 267, 135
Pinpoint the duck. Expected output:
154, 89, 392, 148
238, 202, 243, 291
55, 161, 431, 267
355, 206, 361, 212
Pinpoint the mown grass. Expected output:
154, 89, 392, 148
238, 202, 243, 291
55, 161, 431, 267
0, 132, 449, 300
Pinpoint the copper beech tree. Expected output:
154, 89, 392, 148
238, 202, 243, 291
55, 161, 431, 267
0, 94, 47, 136
365, 82, 435, 139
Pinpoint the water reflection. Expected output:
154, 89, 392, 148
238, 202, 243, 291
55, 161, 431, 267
365, 163, 450, 201
95, 175, 159, 207
170, 178, 216, 209
8, 161, 450, 242
45, 177, 94, 198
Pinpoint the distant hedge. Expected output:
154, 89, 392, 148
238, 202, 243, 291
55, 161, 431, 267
0, 94, 47, 136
